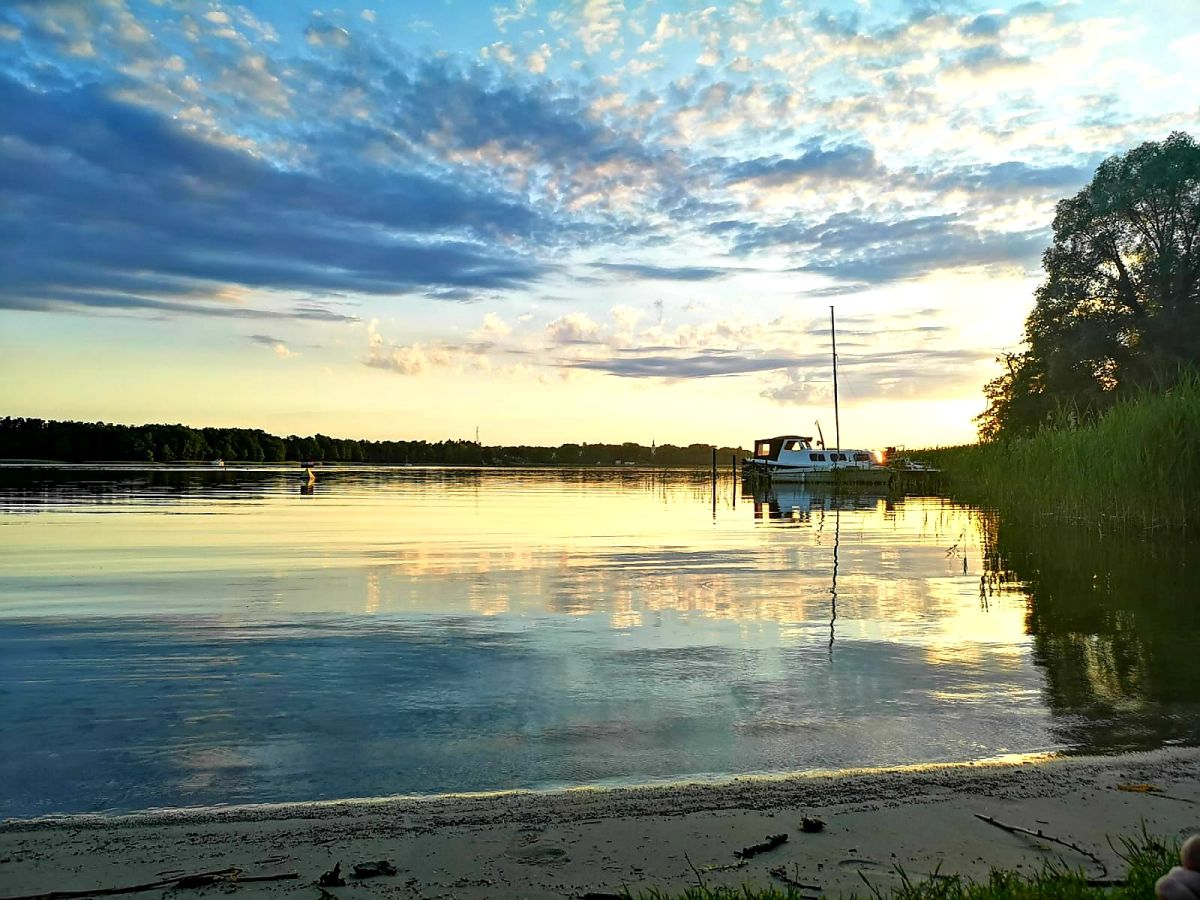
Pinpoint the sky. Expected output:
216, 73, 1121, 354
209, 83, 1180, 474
1, 0, 1198, 450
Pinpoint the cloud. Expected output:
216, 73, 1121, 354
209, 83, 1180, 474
571, 349, 810, 378
721, 211, 1047, 283
473, 312, 512, 340
0, 0, 1191, 342
493, 0, 535, 32
248, 333, 299, 358
481, 41, 517, 66
0, 288, 358, 322
546, 312, 602, 344
609, 304, 643, 332
592, 262, 733, 281
525, 43, 552, 74
0, 75, 547, 318
762, 348, 995, 403
726, 143, 882, 187
930, 160, 1094, 194
364, 319, 498, 376
578, 0, 623, 55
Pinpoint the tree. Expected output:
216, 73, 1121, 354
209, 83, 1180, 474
978, 132, 1200, 439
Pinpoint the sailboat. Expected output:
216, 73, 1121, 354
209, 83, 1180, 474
742, 306, 893, 485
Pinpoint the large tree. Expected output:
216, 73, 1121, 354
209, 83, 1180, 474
978, 132, 1200, 439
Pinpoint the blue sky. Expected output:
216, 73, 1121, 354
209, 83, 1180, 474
1, 0, 1197, 447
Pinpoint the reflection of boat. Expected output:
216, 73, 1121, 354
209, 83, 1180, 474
748, 483, 888, 520
742, 306, 892, 486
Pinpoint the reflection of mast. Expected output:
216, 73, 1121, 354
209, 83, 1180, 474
829, 507, 840, 653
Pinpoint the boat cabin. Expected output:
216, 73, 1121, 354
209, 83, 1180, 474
754, 435, 813, 461
752, 435, 873, 465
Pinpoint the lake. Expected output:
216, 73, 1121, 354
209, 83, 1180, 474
1, 466, 1197, 818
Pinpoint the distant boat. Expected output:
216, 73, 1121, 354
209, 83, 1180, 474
210, 459, 225, 467
742, 306, 892, 486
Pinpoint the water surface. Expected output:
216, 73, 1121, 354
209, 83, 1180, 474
1, 466, 1196, 817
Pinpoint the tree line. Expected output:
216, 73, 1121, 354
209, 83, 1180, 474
977, 131, 1199, 440
0, 417, 748, 467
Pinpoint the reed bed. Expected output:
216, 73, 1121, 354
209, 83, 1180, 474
914, 372, 1200, 531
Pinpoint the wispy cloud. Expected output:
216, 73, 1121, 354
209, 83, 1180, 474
0, 73, 546, 318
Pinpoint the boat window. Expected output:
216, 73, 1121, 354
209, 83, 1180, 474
832, 452, 846, 461
756, 442, 771, 457
810, 453, 825, 461
788, 441, 805, 451
854, 452, 870, 462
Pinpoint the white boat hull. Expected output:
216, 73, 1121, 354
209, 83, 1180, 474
743, 462, 893, 485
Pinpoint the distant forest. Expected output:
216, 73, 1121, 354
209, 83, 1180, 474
0, 417, 749, 467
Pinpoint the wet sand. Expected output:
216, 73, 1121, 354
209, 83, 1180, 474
3, 748, 1200, 899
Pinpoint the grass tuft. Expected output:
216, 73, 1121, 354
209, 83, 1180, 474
612, 829, 1178, 899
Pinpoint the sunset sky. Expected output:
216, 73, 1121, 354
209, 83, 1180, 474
1, 0, 1197, 449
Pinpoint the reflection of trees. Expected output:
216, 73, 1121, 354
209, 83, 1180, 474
983, 512, 1200, 752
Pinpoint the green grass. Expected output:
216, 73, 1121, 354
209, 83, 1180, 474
612, 829, 1178, 899
912, 372, 1200, 531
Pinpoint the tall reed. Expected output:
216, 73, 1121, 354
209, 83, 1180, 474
915, 371, 1200, 531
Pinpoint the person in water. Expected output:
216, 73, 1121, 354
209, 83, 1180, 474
1158, 835, 1200, 899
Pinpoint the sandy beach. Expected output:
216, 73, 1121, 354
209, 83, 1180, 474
3, 748, 1200, 898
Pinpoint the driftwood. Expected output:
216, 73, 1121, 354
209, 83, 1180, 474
351, 860, 397, 878
1, 867, 299, 900
317, 862, 345, 887
734, 833, 788, 860
973, 813, 1107, 878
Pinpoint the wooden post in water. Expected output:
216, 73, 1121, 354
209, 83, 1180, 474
711, 447, 718, 514
731, 454, 737, 508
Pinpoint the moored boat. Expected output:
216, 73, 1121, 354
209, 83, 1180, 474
742, 435, 892, 484
742, 306, 893, 486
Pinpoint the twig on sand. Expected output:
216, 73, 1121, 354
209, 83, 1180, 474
973, 813, 1107, 878
734, 833, 789, 860
698, 859, 746, 873
1, 868, 299, 900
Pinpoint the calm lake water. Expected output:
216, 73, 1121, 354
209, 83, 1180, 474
1, 466, 1197, 817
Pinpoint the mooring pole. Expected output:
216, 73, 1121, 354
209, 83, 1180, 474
830, 305, 841, 453
731, 454, 737, 508
711, 447, 718, 514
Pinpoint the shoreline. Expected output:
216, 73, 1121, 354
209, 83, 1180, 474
3, 750, 1066, 829
4, 747, 1200, 897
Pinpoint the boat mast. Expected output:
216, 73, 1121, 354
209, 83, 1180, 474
830, 305, 841, 452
